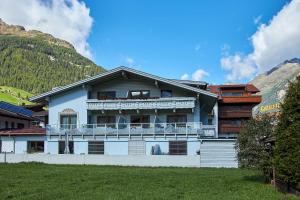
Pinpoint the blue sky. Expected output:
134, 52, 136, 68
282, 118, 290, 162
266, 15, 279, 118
2, 0, 298, 84
83, 0, 289, 84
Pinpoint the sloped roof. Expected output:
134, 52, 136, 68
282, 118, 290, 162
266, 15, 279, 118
30, 66, 217, 102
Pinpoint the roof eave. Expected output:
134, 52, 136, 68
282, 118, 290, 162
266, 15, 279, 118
30, 67, 217, 102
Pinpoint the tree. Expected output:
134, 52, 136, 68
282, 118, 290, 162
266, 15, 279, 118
274, 76, 300, 185
236, 115, 276, 175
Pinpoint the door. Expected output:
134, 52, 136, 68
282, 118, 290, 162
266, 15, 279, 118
128, 140, 145, 155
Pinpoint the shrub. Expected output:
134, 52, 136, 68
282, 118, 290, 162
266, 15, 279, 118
236, 115, 276, 175
274, 76, 300, 185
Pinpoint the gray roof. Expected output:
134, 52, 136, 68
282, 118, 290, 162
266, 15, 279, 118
30, 66, 217, 102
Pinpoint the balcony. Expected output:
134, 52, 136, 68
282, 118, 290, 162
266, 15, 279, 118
219, 110, 252, 118
46, 122, 216, 138
219, 124, 242, 133
86, 97, 196, 111
220, 96, 262, 104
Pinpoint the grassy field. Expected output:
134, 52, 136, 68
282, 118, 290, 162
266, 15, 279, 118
0, 163, 298, 200
0, 86, 34, 105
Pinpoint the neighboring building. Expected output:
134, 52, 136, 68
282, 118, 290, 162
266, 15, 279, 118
29, 67, 219, 156
24, 104, 48, 127
208, 84, 262, 138
0, 101, 45, 153
0, 101, 36, 130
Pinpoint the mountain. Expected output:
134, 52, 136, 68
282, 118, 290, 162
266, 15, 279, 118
250, 58, 300, 114
0, 19, 104, 94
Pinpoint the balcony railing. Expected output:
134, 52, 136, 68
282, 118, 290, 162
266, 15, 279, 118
86, 97, 196, 110
46, 122, 216, 138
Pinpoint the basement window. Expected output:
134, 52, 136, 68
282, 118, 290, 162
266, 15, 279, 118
169, 141, 187, 155
88, 141, 104, 154
27, 141, 44, 153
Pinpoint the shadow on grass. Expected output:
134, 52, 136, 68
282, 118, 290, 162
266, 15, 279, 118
243, 174, 265, 183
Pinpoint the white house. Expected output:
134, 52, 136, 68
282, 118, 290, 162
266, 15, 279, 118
1, 67, 237, 167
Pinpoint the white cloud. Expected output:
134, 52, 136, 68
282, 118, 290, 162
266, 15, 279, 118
180, 73, 189, 80
221, 54, 256, 81
221, 0, 300, 81
194, 44, 201, 52
0, 0, 93, 58
180, 69, 209, 81
254, 15, 262, 25
192, 69, 210, 81
124, 57, 135, 66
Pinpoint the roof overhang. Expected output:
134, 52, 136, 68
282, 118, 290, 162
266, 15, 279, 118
30, 67, 217, 103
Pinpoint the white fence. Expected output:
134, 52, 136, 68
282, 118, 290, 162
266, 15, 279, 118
0, 154, 201, 167
0, 153, 237, 168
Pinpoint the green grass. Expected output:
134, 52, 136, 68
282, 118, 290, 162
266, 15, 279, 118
0, 86, 34, 105
0, 163, 298, 200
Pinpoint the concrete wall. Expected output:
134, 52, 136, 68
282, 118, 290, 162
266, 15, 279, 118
48, 87, 88, 125
0, 154, 204, 167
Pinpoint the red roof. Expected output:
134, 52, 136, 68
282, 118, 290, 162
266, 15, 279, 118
0, 127, 46, 136
208, 84, 260, 94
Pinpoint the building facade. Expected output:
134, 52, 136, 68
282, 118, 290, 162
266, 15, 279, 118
0, 67, 260, 168
26, 67, 219, 156
208, 84, 262, 138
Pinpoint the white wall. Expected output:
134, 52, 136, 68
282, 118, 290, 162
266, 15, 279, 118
91, 78, 194, 99
49, 87, 88, 125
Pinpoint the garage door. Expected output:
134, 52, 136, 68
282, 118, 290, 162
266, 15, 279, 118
1, 139, 14, 153
128, 140, 145, 155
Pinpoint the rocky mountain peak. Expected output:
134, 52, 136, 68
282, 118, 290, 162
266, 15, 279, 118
0, 18, 74, 49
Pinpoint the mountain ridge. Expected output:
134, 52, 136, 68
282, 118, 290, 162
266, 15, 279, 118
0, 19, 104, 94
250, 58, 300, 114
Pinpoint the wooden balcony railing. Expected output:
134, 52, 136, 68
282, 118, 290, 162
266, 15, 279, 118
219, 124, 242, 133
219, 110, 252, 118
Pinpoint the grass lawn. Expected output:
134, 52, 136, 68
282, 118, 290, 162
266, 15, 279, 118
0, 86, 34, 105
0, 163, 298, 200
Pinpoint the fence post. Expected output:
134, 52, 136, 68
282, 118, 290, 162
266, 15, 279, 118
4, 151, 7, 164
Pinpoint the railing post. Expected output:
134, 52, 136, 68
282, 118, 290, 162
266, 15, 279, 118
105, 124, 107, 138
93, 124, 95, 139
186, 123, 188, 138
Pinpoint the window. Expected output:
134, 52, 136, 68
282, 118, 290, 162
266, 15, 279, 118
17, 123, 25, 129
161, 90, 172, 98
27, 141, 44, 153
5, 121, 8, 129
88, 141, 104, 154
131, 115, 150, 128
97, 91, 116, 100
58, 141, 74, 154
11, 122, 15, 129
60, 114, 77, 129
97, 116, 116, 127
167, 115, 187, 127
128, 90, 150, 99
221, 92, 243, 97
169, 141, 187, 155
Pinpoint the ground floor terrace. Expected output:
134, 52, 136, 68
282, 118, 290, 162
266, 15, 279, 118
0, 163, 297, 200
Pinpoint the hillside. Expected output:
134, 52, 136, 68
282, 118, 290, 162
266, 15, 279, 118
250, 58, 300, 114
0, 19, 104, 94
0, 86, 34, 105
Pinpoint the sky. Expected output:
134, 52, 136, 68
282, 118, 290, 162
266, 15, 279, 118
1, 0, 300, 84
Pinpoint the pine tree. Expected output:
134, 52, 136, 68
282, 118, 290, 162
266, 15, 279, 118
274, 76, 300, 185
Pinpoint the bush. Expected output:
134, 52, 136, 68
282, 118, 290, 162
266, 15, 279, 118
236, 115, 276, 175
274, 76, 300, 185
